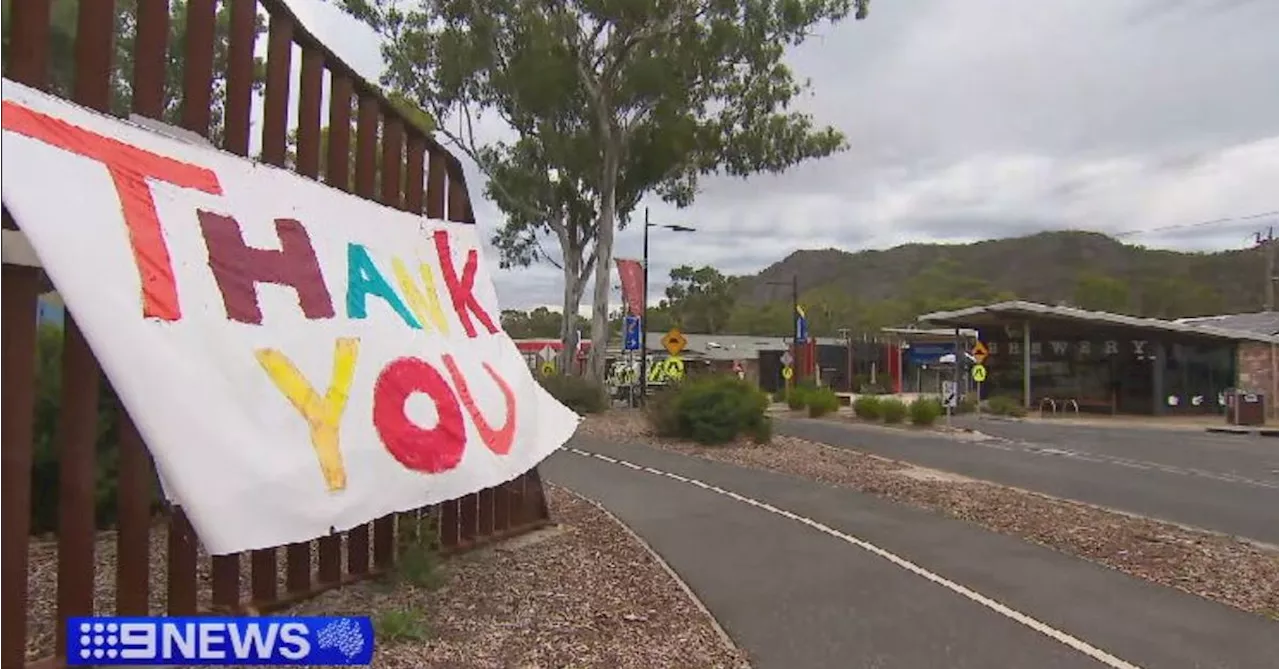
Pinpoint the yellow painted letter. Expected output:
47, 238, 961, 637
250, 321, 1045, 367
392, 258, 450, 335
255, 338, 360, 491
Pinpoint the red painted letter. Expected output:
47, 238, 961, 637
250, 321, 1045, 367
432, 230, 498, 338
198, 211, 334, 324
372, 357, 467, 474
442, 354, 517, 455
2, 101, 223, 321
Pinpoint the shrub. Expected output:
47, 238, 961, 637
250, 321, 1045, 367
956, 393, 979, 414
986, 395, 1027, 418
909, 397, 943, 426
30, 324, 162, 535
538, 373, 606, 414
806, 387, 840, 418
771, 389, 788, 403
750, 415, 774, 444
786, 386, 809, 411
646, 375, 770, 445
374, 609, 431, 643
852, 395, 883, 420
880, 398, 908, 424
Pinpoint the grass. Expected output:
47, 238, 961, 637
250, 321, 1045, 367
373, 609, 432, 643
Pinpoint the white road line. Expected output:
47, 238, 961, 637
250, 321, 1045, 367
567, 446, 1145, 669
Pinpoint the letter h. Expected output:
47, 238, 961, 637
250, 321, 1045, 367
198, 211, 335, 324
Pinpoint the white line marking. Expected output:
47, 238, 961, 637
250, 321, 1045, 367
567, 447, 1144, 669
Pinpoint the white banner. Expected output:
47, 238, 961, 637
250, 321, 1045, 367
1, 80, 580, 555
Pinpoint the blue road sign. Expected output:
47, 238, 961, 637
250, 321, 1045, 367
623, 315, 642, 351
795, 312, 809, 344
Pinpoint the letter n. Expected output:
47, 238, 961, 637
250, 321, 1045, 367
198, 211, 334, 324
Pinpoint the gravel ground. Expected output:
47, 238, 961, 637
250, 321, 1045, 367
578, 411, 1279, 618
25, 486, 749, 669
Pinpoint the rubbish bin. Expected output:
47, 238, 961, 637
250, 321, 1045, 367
1225, 390, 1267, 426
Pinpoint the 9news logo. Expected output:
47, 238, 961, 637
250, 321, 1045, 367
67, 616, 375, 665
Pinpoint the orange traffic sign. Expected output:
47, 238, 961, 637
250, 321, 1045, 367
663, 328, 688, 355
972, 340, 989, 364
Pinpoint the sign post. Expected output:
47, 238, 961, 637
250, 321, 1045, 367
623, 315, 641, 352
942, 380, 958, 428
972, 341, 989, 419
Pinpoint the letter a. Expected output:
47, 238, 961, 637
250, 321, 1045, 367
255, 338, 360, 491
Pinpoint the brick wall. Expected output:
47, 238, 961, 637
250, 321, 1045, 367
1236, 342, 1279, 418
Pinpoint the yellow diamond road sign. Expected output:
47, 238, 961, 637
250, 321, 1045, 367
972, 341, 989, 364
663, 328, 688, 356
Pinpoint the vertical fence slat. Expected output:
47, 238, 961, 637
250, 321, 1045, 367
477, 488, 495, 538
180, 0, 217, 136
492, 482, 511, 533
347, 523, 370, 576
373, 515, 395, 571
167, 510, 199, 615
130, 0, 170, 118
211, 554, 240, 612
324, 72, 354, 190
296, 48, 325, 178
509, 475, 528, 527
115, 414, 153, 615
317, 531, 341, 586
1, 261, 39, 669
404, 134, 426, 213
72, 0, 116, 111
526, 468, 551, 522
439, 500, 460, 549
354, 97, 379, 198
260, 12, 293, 166
425, 151, 447, 219
447, 172, 472, 223
379, 116, 404, 207
222, 0, 259, 155
6, 0, 51, 88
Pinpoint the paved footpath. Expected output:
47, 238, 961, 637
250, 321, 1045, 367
544, 436, 1276, 669
777, 417, 1278, 544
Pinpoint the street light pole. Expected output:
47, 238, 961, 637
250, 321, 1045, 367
640, 207, 651, 403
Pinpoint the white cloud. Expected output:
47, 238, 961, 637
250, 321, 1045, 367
281, 0, 1278, 311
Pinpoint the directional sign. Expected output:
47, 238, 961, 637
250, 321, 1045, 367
537, 345, 556, 363
972, 340, 989, 364
780, 351, 795, 366
540, 361, 556, 377
941, 380, 958, 408
663, 328, 688, 356
781, 366, 794, 380
971, 364, 988, 383
623, 315, 642, 352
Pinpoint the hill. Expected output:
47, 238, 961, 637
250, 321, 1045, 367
722, 230, 1273, 335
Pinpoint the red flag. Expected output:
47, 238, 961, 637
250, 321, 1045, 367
615, 258, 645, 317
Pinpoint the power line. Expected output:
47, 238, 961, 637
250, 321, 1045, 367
1112, 210, 1279, 239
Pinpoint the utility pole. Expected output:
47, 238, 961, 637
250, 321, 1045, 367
640, 208, 650, 404
1254, 227, 1274, 312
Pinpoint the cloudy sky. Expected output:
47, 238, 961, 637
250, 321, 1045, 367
285, 0, 1278, 312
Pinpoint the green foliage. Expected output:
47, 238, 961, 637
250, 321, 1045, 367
645, 376, 770, 445
786, 386, 810, 411
1072, 271, 1131, 313
373, 609, 431, 643
852, 395, 883, 421
956, 393, 979, 414
538, 374, 606, 414
880, 398, 908, 424
393, 522, 444, 590
664, 266, 739, 334
750, 415, 774, 445
806, 387, 840, 418
909, 397, 943, 426
501, 307, 588, 339
986, 395, 1027, 418
29, 325, 161, 535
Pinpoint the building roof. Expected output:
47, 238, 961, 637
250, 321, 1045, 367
917, 300, 1276, 344
882, 326, 979, 339
1173, 312, 1278, 337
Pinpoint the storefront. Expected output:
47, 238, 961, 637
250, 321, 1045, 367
917, 301, 1272, 416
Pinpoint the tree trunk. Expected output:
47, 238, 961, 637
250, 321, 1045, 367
558, 254, 586, 375
585, 148, 620, 383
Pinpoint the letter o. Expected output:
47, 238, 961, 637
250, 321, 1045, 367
372, 356, 466, 474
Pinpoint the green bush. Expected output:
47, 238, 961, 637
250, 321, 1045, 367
771, 389, 788, 403
645, 375, 770, 445
538, 373, 607, 414
852, 395, 883, 420
806, 387, 840, 418
880, 398, 908, 424
786, 386, 810, 411
956, 393, 979, 414
986, 395, 1027, 418
30, 324, 161, 535
750, 415, 774, 444
909, 397, 943, 426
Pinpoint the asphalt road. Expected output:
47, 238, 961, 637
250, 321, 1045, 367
776, 417, 1278, 544
545, 437, 1276, 669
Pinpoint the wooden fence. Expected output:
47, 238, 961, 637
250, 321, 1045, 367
1, 1, 551, 667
